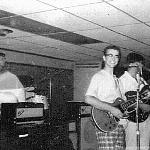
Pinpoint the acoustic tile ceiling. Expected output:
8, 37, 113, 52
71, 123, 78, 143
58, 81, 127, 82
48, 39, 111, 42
0, 0, 150, 67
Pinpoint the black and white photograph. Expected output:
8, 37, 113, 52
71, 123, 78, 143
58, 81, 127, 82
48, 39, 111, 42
0, 1, 150, 150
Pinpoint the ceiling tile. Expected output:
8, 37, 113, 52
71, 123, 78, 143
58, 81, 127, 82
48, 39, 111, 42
109, 0, 150, 22
110, 23, 150, 41
63, 2, 138, 27
36, 0, 104, 8
0, 0, 54, 15
0, 10, 102, 45
0, 1, 149, 65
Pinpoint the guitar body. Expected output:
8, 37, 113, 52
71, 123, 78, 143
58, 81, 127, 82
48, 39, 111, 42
92, 85, 150, 132
92, 108, 118, 132
92, 98, 124, 132
125, 85, 150, 123
126, 108, 149, 123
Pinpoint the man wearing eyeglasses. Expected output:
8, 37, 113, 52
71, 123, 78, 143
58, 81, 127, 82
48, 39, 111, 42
119, 52, 150, 150
85, 45, 126, 150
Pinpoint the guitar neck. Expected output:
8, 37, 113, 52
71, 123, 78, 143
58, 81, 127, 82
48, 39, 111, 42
121, 98, 137, 111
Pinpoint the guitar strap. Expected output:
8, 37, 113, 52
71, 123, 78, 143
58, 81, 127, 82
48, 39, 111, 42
114, 76, 123, 99
138, 77, 147, 86
114, 76, 129, 129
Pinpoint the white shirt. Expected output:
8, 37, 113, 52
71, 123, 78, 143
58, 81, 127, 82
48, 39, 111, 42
119, 71, 146, 99
0, 71, 25, 102
86, 70, 122, 103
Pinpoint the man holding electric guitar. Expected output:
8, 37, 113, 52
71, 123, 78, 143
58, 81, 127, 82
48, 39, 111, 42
85, 45, 126, 150
119, 53, 150, 150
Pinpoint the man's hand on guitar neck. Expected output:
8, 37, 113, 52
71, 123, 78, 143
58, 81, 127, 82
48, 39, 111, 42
142, 87, 150, 100
139, 103, 150, 112
110, 106, 123, 119
140, 87, 150, 112
85, 95, 124, 119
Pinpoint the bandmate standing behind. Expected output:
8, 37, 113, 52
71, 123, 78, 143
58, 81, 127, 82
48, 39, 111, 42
85, 45, 125, 150
119, 53, 150, 150
0, 52, 25, 114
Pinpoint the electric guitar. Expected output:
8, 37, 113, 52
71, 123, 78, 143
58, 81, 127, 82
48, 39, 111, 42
92, 85, 150, 132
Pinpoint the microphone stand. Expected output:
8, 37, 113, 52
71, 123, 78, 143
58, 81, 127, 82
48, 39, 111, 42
136, 72, 141, 150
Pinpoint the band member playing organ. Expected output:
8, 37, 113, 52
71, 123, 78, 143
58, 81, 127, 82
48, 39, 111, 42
119, 52, 150, 150
0, 52, 25, 115
85, 45, 126, 150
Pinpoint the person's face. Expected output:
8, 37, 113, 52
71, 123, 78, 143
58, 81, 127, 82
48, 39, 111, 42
0, 56, 6, 71
103, 49, 120, 68
129, 62, 143, 75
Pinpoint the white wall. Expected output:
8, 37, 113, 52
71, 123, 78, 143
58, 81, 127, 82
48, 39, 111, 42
73, 64, 101, 102
1, 50, 74, 69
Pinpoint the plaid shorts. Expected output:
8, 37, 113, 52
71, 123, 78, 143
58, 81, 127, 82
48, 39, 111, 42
96, 125, 125, 150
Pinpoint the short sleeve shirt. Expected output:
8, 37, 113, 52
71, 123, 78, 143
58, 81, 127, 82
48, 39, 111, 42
119, 71, 146, 97
0, 71, 23, 90
86, 70, 122, 103
0, 71, 25, 102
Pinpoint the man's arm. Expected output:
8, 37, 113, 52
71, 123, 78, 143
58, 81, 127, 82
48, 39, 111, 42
85, 95, 123, 119
15, 75, 26, 102
139, 103, 150, 112
139, 78, 150, 112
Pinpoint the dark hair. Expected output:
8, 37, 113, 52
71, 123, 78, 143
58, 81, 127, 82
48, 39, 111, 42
0, 52, 5, 57
103, 45, 121, 57
127, 52, 145, 64
101, 45, 121, 69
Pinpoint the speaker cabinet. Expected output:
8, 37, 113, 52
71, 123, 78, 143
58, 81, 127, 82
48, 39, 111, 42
69, 117, 98, 150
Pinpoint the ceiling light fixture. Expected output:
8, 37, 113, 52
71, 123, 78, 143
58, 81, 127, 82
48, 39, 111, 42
0, 28, 13, 36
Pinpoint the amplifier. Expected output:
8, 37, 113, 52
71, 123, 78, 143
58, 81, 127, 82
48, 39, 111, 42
1, 102, 44, 128
67, 101, 91, 120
